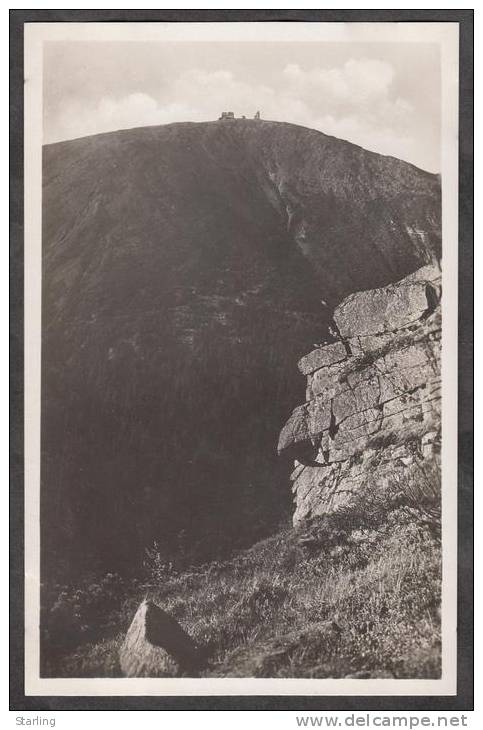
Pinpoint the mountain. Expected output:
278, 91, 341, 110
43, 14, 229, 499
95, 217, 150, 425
41, 120, 441, 580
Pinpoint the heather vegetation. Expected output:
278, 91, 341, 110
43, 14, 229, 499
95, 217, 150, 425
41, 484, 441, 679
40, 122, 443, 680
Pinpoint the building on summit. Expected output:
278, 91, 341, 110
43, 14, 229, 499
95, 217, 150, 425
218, 111, 262, 121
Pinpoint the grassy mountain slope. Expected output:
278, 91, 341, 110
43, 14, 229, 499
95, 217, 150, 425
42, 120, 441, 580
42, 506, 441, 679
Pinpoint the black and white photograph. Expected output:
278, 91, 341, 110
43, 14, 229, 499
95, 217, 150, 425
19, 18, 464, 699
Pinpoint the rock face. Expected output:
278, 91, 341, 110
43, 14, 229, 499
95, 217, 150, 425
119, 600, 203, 677
278, 264, 442, 525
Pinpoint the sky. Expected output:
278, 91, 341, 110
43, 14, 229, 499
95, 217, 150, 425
43, 41, 441, 172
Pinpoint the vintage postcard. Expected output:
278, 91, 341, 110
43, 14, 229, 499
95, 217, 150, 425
22, 19, 460, 698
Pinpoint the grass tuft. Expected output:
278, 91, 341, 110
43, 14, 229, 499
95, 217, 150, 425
41, 504, 441, 679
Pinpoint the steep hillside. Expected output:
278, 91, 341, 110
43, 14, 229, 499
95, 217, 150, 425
41, 265, 442, 679
42, 513, 441, 679
41, 120, 441, 580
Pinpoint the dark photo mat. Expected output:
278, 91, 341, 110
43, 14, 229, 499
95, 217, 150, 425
9, 7, 474, 712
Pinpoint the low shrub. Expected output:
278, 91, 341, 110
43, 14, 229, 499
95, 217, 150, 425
43, 509, 441, 679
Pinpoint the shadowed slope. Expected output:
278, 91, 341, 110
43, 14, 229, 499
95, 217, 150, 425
41, 120, 440, 579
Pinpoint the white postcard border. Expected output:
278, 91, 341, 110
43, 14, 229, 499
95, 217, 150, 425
24, 20, 459, 697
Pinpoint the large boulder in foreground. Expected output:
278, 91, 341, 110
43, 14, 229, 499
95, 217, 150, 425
119, 600, 204, 677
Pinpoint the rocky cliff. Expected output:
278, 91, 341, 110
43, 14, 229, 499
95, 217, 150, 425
278, 264, 442, 525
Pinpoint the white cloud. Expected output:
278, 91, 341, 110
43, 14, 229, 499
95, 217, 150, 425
313, 113, 413, 162
46, 58, 434, 170
279, 59, 421, 165
49, 93, 202, 142
283, 59, 395, 106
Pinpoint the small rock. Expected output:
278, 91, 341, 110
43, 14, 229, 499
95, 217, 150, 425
403, 262, 441, 284
119, 600, 204, 677
277, 404, 310, 454
298, 342, 347, 376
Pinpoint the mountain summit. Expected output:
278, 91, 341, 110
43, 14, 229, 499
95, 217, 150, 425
42, 120, 441, 578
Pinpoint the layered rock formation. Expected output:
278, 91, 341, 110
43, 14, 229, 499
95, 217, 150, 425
278, 264, 442, 525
